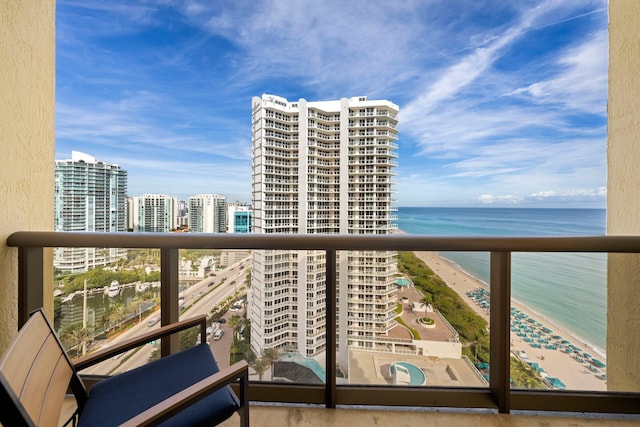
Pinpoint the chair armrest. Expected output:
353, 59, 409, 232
118, 360, 249, 427
73, 315, 207, 371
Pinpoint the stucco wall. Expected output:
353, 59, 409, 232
607, 1, 640, 392
0, 1, 55, 352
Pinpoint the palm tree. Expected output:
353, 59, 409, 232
227, 314, 242, 336
109, 304, 127, 331
245, 270, 252, 288
262, 347, 280, 380
99, 303, 115, 330
251, 357, 270, 381
243, 349, 257, 366
420, 294, 431, 310
61, 323, 89, 357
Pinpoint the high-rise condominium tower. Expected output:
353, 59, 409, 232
54, 151, 127, 272
188, 194, 228, 233
131, 194, 178, 232
250, 94, 399, 371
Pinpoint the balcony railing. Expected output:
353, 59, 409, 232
6, 231, 640, 414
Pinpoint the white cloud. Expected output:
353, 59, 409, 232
55, 0, 609, 206
525, 187, 606, 202
477, 187, 606, 206
478, 194, 522, 204
507, 30, 608, 114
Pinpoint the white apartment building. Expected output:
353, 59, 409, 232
189, 194, 227, 233
54, 151, 127, 272
131, 194, 178, 232
250, 94, 399, 371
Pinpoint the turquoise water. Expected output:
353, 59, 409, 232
397, 207, 607, 353
280, 352, 326, 382
390, 361, 426, 385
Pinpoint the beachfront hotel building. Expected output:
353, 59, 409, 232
249, 94, 399, 370
188, 194, 228, 233
53, 151, 127, 272
131, 194, 178, 232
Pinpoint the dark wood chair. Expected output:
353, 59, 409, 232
0, 309, 249, 426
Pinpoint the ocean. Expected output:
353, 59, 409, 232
397, 207, 607, 352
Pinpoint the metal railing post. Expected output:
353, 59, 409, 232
490, 251, 511, 413
325, 249, 337, 408
18, 246, 45, 327
160, 248, 180, 356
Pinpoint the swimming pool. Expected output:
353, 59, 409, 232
279, 353, 326, 383
390, 361, 426, 386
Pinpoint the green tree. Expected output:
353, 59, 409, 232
420, 294, 431, 309
251, 357, 270, 381
60, 323, 89, 357
262, 347, 280, 376
227, 314, 243, 337
397, 251, 490, 362
109, 304, 127, 331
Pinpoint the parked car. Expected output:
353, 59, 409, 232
213, 329, 224, 340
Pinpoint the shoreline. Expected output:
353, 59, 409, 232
410, 249, 607, 390
438, 253, 606, 361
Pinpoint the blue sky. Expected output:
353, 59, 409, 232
55, 0, 608, 208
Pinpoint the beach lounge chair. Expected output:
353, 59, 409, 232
0, 309, 249, 426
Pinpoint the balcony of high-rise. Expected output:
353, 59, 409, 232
3, 2, 640, 427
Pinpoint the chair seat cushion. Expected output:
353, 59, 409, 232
78, 343, 239, 427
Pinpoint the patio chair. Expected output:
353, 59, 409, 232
0, 309, 249, 426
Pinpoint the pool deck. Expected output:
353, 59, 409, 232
349, 350, 485, 387
394, 286, 458, 343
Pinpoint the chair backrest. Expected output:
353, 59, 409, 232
0, 309, 86, 427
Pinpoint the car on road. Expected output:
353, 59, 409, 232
213, 329, 224, 340
217, 318, 227, 324
147, 316, 160, 327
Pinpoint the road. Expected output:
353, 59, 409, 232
78, 254, 250, 375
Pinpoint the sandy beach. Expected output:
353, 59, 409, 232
413, 250, 607, 391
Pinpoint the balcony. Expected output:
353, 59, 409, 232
7, 231, 640, 423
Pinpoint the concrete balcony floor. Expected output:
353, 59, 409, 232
221, 405, 640, 427
231, 406, 640, 426
61, 399, 640, 426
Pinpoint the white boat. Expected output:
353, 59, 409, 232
106, 280, 120, 298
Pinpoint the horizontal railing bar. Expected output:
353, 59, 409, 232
7, 231, 640, 253
336, 386, 495, 408
245, 383, 326, 405
511, 390, 640, 414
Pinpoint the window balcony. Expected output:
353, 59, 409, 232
7, 231, 640, 419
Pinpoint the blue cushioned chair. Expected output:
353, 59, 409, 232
0, 309, 249, 426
